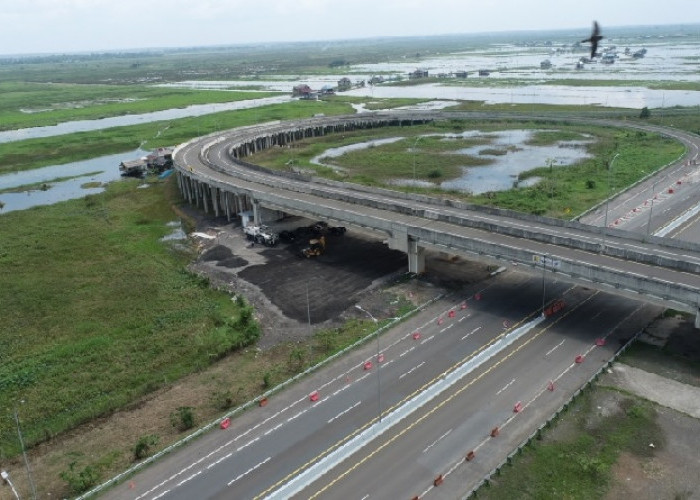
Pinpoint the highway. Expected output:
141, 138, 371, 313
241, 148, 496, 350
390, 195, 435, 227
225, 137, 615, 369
175, 112, 700, 313
103, 271, 657, 500
100, 113, 699, 499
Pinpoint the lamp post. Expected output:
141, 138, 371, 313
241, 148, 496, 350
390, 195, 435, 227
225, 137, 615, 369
14, 403, 36, 500
602, 153, 620, 250
646, 179, 659, 238
412, 136, 422, 181
547, 158, 557, 213
1, 470, 20, 500
355, 304, 382, 423
541, 254, 547, 317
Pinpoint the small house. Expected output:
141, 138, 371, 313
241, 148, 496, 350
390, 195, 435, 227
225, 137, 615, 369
292, 84, 313, 97
408, 69, 429, 79
337, 77, 352, 91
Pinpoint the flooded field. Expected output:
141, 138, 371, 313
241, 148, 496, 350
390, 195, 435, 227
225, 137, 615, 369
0, 149, 148, 213
311, 129, 593, 194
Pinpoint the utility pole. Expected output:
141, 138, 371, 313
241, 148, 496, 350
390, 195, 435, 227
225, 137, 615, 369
14, 405, 36, 500
355, 305, 382, 423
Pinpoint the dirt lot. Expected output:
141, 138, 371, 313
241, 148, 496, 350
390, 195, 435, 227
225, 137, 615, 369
188, 213, 491, 348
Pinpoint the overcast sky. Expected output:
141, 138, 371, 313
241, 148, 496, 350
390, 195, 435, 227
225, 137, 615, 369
1, 0, 698, 56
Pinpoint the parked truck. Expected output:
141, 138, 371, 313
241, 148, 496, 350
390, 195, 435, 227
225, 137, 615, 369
243, 225, 279, 247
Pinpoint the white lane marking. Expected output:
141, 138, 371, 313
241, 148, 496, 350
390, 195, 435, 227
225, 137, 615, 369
420, 335, 434, 344
458, 313, 471, 322
331, 385, 349, 397
399, 361, 426, 380
227, 456, 272, 486
399, 346, 416, 358
461, 326, 482, 341
422, 429, 453, 454
496, 378, 516, 395
237, 436, 260, 452
286, 408, 308, 423
263, 422, 283, 436
175, 469, 202, 487
327, 401, 362, 424
545, 339, 566, 357
206, 452, 233, 470
150, 489, 170, 500
440, 324, 454, 333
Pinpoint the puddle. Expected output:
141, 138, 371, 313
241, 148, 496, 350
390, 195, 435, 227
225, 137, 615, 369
161, 221, 187, 241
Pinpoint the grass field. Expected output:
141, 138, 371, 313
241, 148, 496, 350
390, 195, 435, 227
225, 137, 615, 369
249, 117, 685, 218
0, 98, 360, 173
0, 82, 278, 131
477, 389, 663, 499
0, 178, 261, 458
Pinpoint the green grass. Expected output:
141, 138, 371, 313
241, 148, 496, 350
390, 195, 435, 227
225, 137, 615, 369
250, 118, 685, 218
478, 390, 663, 499
0, 81, 279, 131
0, 177, 260, 457
0, 98, 358, 174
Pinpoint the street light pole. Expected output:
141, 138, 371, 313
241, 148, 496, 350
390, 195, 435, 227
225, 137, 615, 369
602, 153, 620, 251
14, 405, 36, 500
412, 136, 422, 181
541, 254, 547, 317
355, 305, 382, 423
646, 180, 659, 238
1, 470, 20, 500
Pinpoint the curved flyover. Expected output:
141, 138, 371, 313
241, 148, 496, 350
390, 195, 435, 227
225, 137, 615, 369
174, 111, 700, 319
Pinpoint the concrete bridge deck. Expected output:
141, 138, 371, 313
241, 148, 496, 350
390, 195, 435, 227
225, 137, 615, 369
173, 111, 700, 319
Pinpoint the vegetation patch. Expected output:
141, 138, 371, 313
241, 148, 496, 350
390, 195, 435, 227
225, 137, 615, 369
0, 178, 258, 457
478, 389, 663, 499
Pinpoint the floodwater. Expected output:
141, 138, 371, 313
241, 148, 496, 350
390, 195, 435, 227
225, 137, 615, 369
347, 84, 698, 109
0, 95, 292, 144
0, 149, 148, 213
311, 129, 592, 194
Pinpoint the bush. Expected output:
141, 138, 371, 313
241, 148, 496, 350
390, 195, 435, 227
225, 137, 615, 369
170, 406, 195, 431
262, 371, 272, 388
640, 107, 651, 119
133, 434, 159, 460
60, 461, 100, 494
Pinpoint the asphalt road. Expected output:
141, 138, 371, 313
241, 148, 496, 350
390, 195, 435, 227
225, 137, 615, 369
100, 114, 700, 500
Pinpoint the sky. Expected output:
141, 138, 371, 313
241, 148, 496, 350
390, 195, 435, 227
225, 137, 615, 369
0, 0, 698, 56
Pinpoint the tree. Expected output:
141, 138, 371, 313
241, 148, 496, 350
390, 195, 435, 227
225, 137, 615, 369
639, 107, 651, 119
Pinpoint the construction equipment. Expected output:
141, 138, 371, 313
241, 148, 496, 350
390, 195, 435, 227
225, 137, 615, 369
302, 236, 325, 258
243, 225, 279, 247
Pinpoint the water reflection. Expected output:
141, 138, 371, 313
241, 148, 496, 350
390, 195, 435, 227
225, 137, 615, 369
0, 95, 292, 144
0, 149, 148, 213
310, 129, 592, 195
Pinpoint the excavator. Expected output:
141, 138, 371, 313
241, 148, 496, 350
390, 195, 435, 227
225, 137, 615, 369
302, 236, 325, 258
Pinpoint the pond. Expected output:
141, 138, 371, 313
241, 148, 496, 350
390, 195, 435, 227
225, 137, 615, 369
0, 149, 148, 213
310, 129, 593, 195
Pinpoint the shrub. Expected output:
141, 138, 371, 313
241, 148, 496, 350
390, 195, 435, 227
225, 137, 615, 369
639, 107, 651, 119
133, 434, 159, 460
170, 406, 195, 431
60, 461, 100, 494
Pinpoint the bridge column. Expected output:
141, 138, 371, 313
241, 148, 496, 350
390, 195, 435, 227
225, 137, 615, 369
408, 237, 425, 274
252, 200, 261, 225
695, 306, 700, 329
